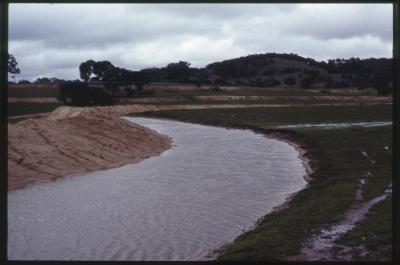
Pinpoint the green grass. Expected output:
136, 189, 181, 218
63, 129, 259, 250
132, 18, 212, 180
152, 89, 324, 98
7, 83, 380, 99
122, 99, 348, 106
8, 102, 62, 117
151, 88, 374, 98
138, 104, 392, 127
137, 105, 392, 261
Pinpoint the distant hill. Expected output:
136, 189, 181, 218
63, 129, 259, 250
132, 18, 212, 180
202, 53, 392, 90
138, 53, 392, 92
72, 52, 392, 96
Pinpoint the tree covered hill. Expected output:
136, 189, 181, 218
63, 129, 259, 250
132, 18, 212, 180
204, 53, 392, 90
77, 52, 392, 94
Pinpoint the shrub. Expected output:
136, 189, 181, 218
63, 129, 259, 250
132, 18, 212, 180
300, 77, 314, 89
58, 81, 113, 106
284, 77, 297, 86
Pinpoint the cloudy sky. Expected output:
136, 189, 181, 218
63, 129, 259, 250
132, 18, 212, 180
9, 3, 392, 81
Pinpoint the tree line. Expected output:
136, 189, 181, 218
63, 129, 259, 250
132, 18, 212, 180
8, 52, 393, 107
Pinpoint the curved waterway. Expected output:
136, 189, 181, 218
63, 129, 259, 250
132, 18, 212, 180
8, 117, 307, 261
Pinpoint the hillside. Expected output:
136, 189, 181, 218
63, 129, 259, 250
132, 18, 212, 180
134, 53, 392, 93
203, 53, 392, 90
13, 53, 392, 95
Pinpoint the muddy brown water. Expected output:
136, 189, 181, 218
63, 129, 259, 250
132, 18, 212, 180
8, 117, 307, 261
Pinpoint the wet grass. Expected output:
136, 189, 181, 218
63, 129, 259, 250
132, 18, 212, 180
138, 104, 391, 127
334, 196, 392, 261
152, 89, 323, 98
122, 99, 345, 106
138, 105, 392, 261
151, 88, 375, 98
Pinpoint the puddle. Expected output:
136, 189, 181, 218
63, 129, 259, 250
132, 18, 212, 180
272, 121, 392, 130
8, 117, 307, 261
291, 185, 391, 261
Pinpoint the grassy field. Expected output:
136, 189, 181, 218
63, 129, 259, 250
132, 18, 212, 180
121, 99, 357, 106
8, 102, 62, 117
149, 88, 377, 98
8, 84, 60, 98
137, 104, 392, 127
8, 83, 377, 98
137, 105, 392, 261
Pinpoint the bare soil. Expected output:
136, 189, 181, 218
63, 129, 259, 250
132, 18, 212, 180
8, 107, 172, 191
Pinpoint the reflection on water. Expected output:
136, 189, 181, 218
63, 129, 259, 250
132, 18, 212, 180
8, 117, 306, 261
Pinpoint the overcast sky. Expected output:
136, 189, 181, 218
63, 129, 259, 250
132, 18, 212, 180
9, 3, 392, 81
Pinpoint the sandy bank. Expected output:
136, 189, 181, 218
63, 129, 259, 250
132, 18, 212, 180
8, 107, 172, 191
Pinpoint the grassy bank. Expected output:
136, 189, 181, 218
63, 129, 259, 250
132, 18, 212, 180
138, 105, 392, 261
150, 88, 376, 98
137, 104, 391, 127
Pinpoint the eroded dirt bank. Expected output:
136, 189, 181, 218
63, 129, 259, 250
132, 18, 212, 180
8, 107, 173, 191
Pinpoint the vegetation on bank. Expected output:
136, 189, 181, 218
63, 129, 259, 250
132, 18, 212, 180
138, 106, 392, 261
137, 105, 392, 127
121, 99, 360, 106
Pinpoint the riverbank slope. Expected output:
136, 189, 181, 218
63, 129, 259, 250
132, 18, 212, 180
8, 107, 172, 191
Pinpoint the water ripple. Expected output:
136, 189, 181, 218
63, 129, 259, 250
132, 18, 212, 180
8, 117, 306, 260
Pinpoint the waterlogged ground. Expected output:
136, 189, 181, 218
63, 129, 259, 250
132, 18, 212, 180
270, 121, 392, 129
8, 117, 307, 261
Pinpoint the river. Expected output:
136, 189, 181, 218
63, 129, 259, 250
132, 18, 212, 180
8, 117, 307, 261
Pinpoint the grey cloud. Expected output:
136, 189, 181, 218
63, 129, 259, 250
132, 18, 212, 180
8, 3, 392, 81
125, 4, 299, 20
280, 4, 392, 41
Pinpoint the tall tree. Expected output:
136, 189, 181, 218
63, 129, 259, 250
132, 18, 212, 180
79, 59, 96, 81
8, 54, 20, 75
79, 59, 149, 97
166, 61, 191, 82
